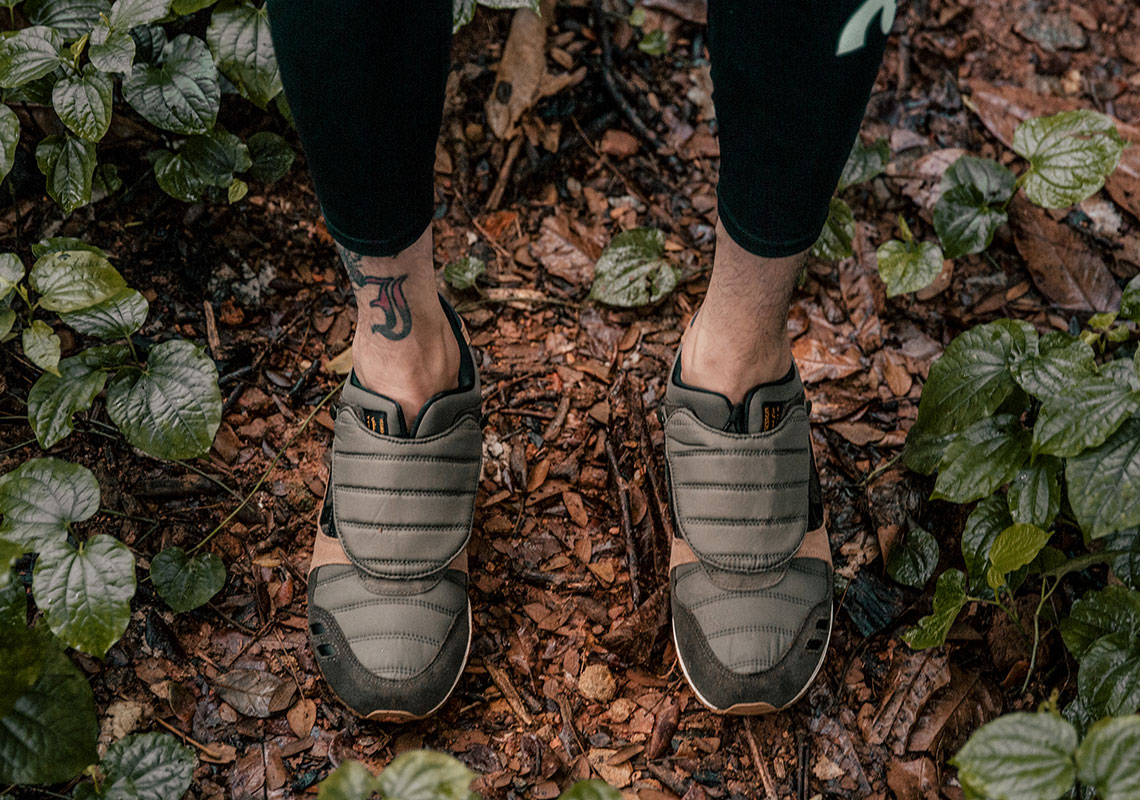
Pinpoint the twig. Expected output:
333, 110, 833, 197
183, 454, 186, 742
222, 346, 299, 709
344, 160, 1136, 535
483, 660, 535, 725
604, 434, 641, 607
153, 717, 226, 760
485, 134, 523, 212
742, 720, 778, 800
590, 0, 664, 150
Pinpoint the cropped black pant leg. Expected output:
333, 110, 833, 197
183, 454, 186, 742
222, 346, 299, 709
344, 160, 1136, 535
265, 0, 892, 259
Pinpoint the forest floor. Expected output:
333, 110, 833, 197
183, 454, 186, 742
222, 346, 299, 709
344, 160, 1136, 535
2, 0, 1139, 798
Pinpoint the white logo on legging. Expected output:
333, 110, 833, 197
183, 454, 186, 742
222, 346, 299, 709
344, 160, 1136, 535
836, 0, 896, 55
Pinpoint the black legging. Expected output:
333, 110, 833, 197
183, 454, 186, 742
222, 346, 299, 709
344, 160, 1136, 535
265, 0, 892, 258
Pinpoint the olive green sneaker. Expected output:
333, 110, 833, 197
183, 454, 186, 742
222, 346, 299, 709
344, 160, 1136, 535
307, 298, 481, 720
662, 349, 832, 714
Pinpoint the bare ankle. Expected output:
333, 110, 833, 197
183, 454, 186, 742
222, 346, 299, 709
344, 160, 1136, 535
680, 314, 792, 404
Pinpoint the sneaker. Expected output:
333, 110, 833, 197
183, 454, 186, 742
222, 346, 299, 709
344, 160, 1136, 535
307, 298, 482, 720
661, 350, 832, 714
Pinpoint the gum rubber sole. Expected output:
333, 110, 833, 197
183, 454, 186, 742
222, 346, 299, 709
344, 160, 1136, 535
671, 602, 833, 716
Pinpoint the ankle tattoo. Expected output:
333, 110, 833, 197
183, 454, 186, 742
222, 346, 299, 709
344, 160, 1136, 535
337, 243, 413, 341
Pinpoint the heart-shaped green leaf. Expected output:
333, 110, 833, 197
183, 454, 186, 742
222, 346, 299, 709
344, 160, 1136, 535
0, 26, 63, 88
179, 128, 251, 187
589, 228, 678, 308
811, 197, 855, 261
837, 137, 889, 191
951, 712, 1077, 800
886, 526, 938, 589
30, 249, 125, 312
1075, 715, 1140, 800
52, 65, 113, 142
35, 134, 97, 214
150, 546, 224, 613
102, 732, 196, 800
987, 523, 1051, 589
206, 1, 281, 109
1007, 456, 1061, 529
961, 494, 1012, 594
31, 238, 106, 259
59, 287, 149, 339
1013, 110, 1126, 209
902, 568, 967, 650
443, 256, 485, 291
33, 534, 135, 658
876, 237, 943, 298
1060, 586, 1140, 660
27, 353, 109, 448
376, 750, 476, 800
932, 414, 1031, 504
0, 104, 20, 185
318, 760, 379, 800
1122, 274, 1140, 323
106, 339, 222, 459
246, 131, 294, 183
1066, 418, 1140, 539
0, 253, 24, 298
123, 34, 219, 135
1033, 377, 1140, 458
22, 319, 61, 375
88, 20, 135, 73
0, 624, 46, 720
0, 634, 98, 785
24, 0, 110, 39
933, 156, 1015, 259
1077, 633, 1140, 717
559, 781, 623, 800
0, 459, 100, 552
150, 149, 207, 202
109, 0, 170, 30
1012, 331, 1097, 400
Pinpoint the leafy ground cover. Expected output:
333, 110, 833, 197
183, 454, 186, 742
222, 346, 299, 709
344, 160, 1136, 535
2, 0, 1140, 797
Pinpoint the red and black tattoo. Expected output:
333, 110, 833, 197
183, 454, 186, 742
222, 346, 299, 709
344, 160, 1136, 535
337, 244, 414, 341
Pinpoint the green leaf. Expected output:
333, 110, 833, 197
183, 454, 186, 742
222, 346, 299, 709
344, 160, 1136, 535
443, 256, 485, 291
1012, 331, 1097, 400
180, 128, 250, 186
25, 0, 110, 39
558, 781, 623, 800
1077, 633, 1140, 717
376, 750, 475, 800
59, 287, 149, 338
33, 534, 135, 658
106, 339, 222, 459
0, 457, 99, 551
35, 134, 97, 214
0, 637, 98, 784
109, 0, 170, 29
0, 624, 45, 720
1033, 377, 1140, 458
88, 20, 135, 73
0, 253, 24, 298
0, 104, 20, 185
837, 137, 889, 191
151, 149, 207, 202
951, 712, 1077, 800
912, 320, 1036, 438
876, 237, 943, 298
52, 65, 113, 141
1105, 530, 1140, 592
1066, 418, 1140, 539
0, 26, 63, 88
151, 546, 224, 613
1008, 456, 1061, 529
22, 319, 61, 375
1060, 586, 1140, 660
1121, 274, 1140, 323
131, 23, 167, 62
588, 228, 678, 308
637, 29, 668, 55
30, 249, 126, 312
932, 415, 1031, 504
102, 732, 196, 800
1013, 110, 1126, 209
886, 526, 938, 589
452, 0, 475, 31
0, 308, 14, 340
933, 156, 1015, 259
902, 568, 967, 650
227, 177, 247, 203
810, 197, 855, 260
0, 573, 27, 624
123, 34, 220, 135
27, 353, 108, 449
246, 131, 294, 183
1075, 715, 1140, 800
206, 1, 281, 108
318, 760, 379, 800
987, 523, 1051, 589
961, 494, 1012, 593
172, 0, 218, 12
30, 237, 106, 258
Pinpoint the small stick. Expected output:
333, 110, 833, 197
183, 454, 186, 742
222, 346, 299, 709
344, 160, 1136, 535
590, 0, 664, 150
484, 660, 535, 725
604, 434, 641, 607
485, 134, 523, 212
742, 720, 778, 800
153, 717, 227, 761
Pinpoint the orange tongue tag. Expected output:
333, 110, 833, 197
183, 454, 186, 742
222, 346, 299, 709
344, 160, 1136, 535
761, 402, 784, 432
362, 410, 388, 434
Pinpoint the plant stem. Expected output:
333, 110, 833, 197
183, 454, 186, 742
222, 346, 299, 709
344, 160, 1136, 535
172, 458, 242, 502
1040, 550, 1127, 580
859, 450, 904, 487
190, 378, 343, 554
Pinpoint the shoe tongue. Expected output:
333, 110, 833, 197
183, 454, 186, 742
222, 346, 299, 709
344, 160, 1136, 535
342, 375, 409, 436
